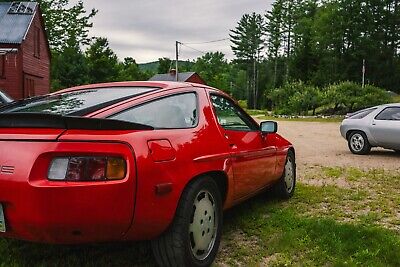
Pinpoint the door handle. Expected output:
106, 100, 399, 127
229, 143, 238, 149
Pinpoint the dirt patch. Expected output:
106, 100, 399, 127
274, 121, 400, 171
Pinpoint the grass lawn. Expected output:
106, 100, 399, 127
1, 167, 399, 266
259, 115, 344, 123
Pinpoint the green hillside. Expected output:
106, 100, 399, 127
138, 60, 195, 73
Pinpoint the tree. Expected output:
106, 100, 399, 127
230, 12, 265, 109
266, 0, 284, 88
157, 57, 172, 74
193, 52, 230, 91
117, 57, 148, 81
35, 0, 97, 51
86, 37, 119, 84
51, 35, 88, 90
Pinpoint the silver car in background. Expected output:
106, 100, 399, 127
0, 89, 13, 106
340, 104, 400, 155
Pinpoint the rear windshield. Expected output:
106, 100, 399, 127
0, 87, 157, 116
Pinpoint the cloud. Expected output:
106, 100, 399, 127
81, 0, 273, 63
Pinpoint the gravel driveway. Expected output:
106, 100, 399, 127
275, 121, 400, 171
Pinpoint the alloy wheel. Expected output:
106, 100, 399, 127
189, 190, 218, 261
284, 157, 295, 193
350, 133, 365, 152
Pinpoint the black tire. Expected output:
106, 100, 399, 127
348, 131, 371, 155
273, 150, 296, 199
152, 177, 223, 267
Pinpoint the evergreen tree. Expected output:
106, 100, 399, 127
86, 37, 119, 84
51, 35, 88, 90
230, 12, 265, 108
117, 57, 148, 81
157, 57, 172, 74
266, 0, 284, 88
193, 52, 230, 91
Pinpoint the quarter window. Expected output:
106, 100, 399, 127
349, 108, 377, 119
375, 107, 400, 121
210, 94, 257, 131
111, 93, 198, 129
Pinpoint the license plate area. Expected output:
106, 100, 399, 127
0, 204, 5, 232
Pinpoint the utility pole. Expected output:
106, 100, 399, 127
362, 59, 366, 88
175, 41, 180, 82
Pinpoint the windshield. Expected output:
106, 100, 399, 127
0, 87, 157, 116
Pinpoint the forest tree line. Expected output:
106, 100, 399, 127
4, 0, 398, 115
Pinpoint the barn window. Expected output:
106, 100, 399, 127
0, 55, 5, 78
34, 27, 40, 58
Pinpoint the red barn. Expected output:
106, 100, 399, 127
0, 2, 50, 100
149, 70, 206, 85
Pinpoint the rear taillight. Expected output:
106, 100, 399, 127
48, 157, 126, 181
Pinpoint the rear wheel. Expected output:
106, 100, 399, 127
348, 131, 371, 155
152, 177, 222, 267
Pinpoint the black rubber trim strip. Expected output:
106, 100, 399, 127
0, 113, 154, 130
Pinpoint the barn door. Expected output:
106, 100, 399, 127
23, 75, 35, 98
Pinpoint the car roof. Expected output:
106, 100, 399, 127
52, 81, 215, 95
380, 103, 400, 108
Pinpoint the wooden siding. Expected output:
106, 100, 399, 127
0, 44, 22, 99
21, 11, 50, 98
187, 74, 206, 85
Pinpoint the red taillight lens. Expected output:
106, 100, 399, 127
48, 157, 126, 181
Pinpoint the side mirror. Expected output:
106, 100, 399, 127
260, 121, 278, 134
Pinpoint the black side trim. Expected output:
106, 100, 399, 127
0, 113, 154, 130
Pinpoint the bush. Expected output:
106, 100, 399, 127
269, 81, 323, 115
326, 82, 391, 113
269, 81, 391, 115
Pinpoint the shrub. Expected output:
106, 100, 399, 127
270, 81, 322, 115
326, 82, 391, 113
269, 81, 391, 115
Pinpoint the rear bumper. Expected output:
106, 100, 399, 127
0, 180, 133, 244
0, 141, 136, 244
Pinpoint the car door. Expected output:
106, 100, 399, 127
210, 94, 277, 200
370, 106, 400, 149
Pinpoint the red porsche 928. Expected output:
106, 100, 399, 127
0, 81, 295, 267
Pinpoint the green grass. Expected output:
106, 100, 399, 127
219, 190, 400, 266
1, 167, 399, 266
259, 115, 344, 123
244, 109, 267, 116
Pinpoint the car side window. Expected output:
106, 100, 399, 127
210, 94, 257, 131
375, 107, 400, 121
111, 93, 198, 129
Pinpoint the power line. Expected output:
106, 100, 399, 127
182, 38, 230, 45
180, 43, 208, 55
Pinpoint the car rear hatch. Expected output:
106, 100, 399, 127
0, 113, 152, 243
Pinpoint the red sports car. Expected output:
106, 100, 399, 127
0, 81, 295, 267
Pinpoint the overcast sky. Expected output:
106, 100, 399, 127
80, 0, 273, 63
